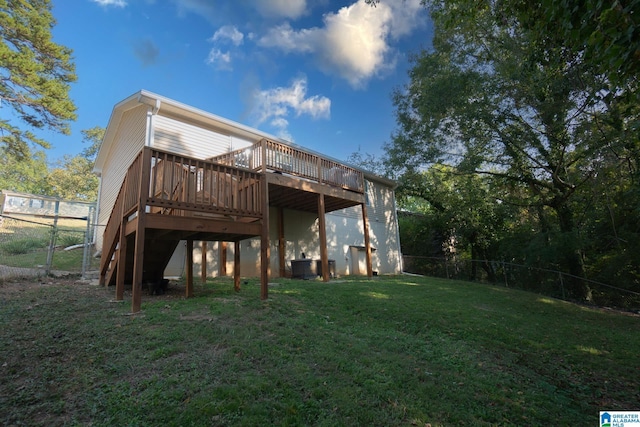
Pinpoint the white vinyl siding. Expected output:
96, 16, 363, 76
231, 136, 255, 150
96, 104, 147, 250
153, 114, 230, 159
329, 180, 388, 221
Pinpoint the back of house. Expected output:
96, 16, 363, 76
93, 90, 402, 279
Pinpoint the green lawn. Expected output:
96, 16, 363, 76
1, 275, 638, 426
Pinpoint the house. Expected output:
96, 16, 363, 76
0, 190, 95, 220
94, 90, 402, 312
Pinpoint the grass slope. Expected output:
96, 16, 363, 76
1, 275, 638, 426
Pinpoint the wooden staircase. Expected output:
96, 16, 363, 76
101, 236, 180, 288
99, 147, 267, 312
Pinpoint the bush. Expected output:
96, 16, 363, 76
1, 237, 49, 255
57, 232, 84, 248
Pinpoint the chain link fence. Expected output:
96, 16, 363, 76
0, 213, 99, 282
403, 255, 640, 311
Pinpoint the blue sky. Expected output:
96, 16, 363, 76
44, 0, 432, 162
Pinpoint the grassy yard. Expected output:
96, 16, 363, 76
1, 275, 638, 426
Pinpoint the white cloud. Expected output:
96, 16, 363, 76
258, 0, 425, 87
259, 23, 317, 53
251, 76, 330, 139
254, 0, 308, 20
270, 117, 293, 141
171, 0, 217, 22
92, 0, 127, 7
211, 25, 244, 46
206, 48, 233, 70
206, 26, 244, 70
387, 0, 425, 38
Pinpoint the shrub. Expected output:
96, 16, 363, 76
1, 237, 49, 255
57, 232, 84, 248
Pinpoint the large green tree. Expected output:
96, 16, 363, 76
385, 0, 636, 299
535, 0, 640, 87
46, 127, 103, 201
0, 145, 49, 194
398, 165, 512, 281
0, 0, 77, 157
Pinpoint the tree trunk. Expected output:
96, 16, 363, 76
555, 204, 591, 300
470, 244, 478, 281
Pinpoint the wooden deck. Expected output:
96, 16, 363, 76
100, 139, 372, 312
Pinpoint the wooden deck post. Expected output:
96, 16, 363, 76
201, 241, 207, 283
260, 177, 270, 300
278, 207, 285, 277
220, 241, 227, 277
261, 138, 267, 173
131, 148, 152, 313
115, 229, 127, 300
362, 203, 373, 278
234, 240, 240, 292
318, 194, 329, 282
186, 239, 194, 297
115, 178, 129, 298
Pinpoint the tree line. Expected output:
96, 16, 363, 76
0, 126, 102, 201
361, 0, 640, 301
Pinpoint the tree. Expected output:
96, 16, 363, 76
47, 155, 98, 201
0, 145, 50, 194
384, 0, 629, 299
46, 127, 103, 201
397, 165, 511, 281
535, 0, 640, 88
0, 0, 77, 157
346, 147, 387, 177
79, 126, 104, 161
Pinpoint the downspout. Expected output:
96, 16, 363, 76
143, 97, 161, 147
142, 97, 160, 215
93, 174, 102, 253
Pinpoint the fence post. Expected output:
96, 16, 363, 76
503, 261, 509, 287
444, 257, 449, 279
81, 205, 94, 279
45, 200, 60, 276
559, 272, 566, 300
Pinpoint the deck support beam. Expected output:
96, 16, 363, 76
201, 241, 207, 283
318, 194, 329, 282
186, 239, 194, 297
131, 226, 146, 313
234, 241, 240, 292
277, 207, 285, 277
131, 149, 152, 313
260, 176, 270, 300
220, 241, 227, 277
115, 229, 127, 300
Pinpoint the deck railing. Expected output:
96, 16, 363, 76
210, 138, 364, 193
100, 147, 265, 277
147, 149, 263, 218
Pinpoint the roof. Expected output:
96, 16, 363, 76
94, 90, 396, 188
